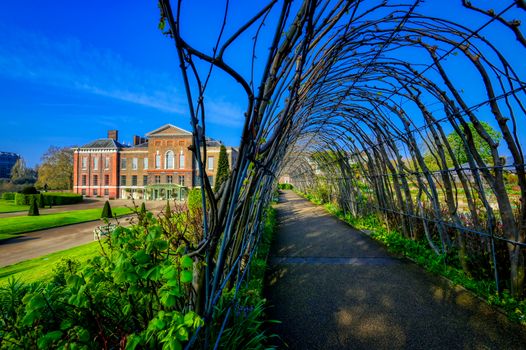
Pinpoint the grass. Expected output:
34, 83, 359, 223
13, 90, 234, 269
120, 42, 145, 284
0, 207, 133, 241
0, 199, 29, 213
0, 241, 102, 285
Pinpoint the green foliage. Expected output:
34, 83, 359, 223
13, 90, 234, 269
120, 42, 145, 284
187, 188, 202, 214
0, 216, 202, 349
214, 145, 230, 190
209, 207, 280, 349
14, 193, 28, 206
35, 146, 74, 190
37, 193, 45, 209
101, 200, 113, 219
1, 192, 15, 200
20, 186, 39, 195
27, 196, 39, 216
277, 183, 293, 190
43, 192, 83, 205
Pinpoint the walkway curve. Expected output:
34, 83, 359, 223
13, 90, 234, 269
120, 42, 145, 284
265, 190, 526, 349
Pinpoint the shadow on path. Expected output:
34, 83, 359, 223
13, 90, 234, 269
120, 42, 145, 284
265, 191, 526, 350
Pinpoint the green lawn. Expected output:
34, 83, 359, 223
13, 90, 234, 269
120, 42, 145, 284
0, 199, 29, 213
0, 207, 133, 241
0, 241, 102, 284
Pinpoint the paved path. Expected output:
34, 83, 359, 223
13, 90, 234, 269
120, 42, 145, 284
0, 201, 166, 267
266, 191, 526, 350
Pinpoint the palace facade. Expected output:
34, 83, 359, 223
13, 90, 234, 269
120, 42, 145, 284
72, 124, 237, 200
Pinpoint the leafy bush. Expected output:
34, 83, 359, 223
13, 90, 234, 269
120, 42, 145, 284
277, 183, 293, 190
1, 192, 15, 200
20, 186, 39, 195
14, 193, 28, 206
187, 188, 202, 213
37, 193, 45, 209
0, 214, 203, 349
43, 192, 83, 205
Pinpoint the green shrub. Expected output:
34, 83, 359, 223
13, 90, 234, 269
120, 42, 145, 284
101, 200, 113, 219
1, 192, 15, 200
28, 196, 39, 216
278, 183, 293, 190
37, 193, 45, 208
187, 188, 202, 213
43, 192, 83, 205
20, 186, 39, 195
14, 193, 27, 206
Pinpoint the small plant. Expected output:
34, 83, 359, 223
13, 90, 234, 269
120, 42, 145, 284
28, 196, 39, 216
100, 200, 113, 219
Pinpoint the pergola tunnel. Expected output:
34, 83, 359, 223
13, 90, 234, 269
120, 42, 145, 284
157, 0, 526, 345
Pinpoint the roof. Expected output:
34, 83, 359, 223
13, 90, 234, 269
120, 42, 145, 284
79, 138, 128, 149
145, 124, 192, 137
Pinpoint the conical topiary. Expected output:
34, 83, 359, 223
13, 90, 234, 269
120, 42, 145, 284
214, 145, 230, 191
28, 196, 39, 216
101, 200, 113, 219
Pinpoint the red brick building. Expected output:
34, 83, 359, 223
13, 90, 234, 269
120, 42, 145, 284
73, 124, 237, 200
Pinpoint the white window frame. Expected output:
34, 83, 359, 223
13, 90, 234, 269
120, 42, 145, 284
93, 157, 99, 170
132, 157, 138, 170
208, 156, 214, 170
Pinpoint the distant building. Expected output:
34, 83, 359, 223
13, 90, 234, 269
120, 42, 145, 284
0, 152, 20, 179
72, 124, 237, 200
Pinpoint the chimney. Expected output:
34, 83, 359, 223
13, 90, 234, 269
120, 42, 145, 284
133, 135, 140, 145
108, 130, 118, 141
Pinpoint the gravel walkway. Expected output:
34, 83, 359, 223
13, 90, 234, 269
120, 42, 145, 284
265, 191, 526, 349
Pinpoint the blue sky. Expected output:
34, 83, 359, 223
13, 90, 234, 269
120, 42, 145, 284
0, 1, 253, 166
0, 1, 524, 166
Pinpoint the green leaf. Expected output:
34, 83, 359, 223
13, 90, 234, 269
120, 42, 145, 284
162, 339, 182, 350
146, 266, 162, 281
180, 255, 193, 269
132, 250, 151, 264
126, 334, 142, 350
180, 270, 192, 284
37, 330, 63, 349
176, 326, 189, 341
162, 266, 178, 280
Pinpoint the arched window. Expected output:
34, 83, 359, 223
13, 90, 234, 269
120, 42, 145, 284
179, 150, 185, 169
155, 152, 161, 169
165, 151, 174, 169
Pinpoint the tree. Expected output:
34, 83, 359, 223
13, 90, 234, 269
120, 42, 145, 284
10, 158, 35, 185
35, 146, 74, 190
423, 121, 502, 170
214, 145, 230, 190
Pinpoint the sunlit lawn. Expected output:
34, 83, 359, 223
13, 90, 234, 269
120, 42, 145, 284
0, 207, 132, 241
0, 241, 102, 284
0, 199, 29, 213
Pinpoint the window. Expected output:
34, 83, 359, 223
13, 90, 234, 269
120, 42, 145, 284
132, 175, 138, 186
104, 174, 109, 186
121, 175, 126, 186
167, 175, 173, 184
121, 158, 127, 170
179, 175, 185, 186
82, 175, 87, 186
165, 151, 174, 169
93, 175, 98, 186
155, 153, 161, 169
93, 157, 99, 170
155, 175, 161, 184
208, 156, 214, 170
132, 157, 138, 170
143, 175, 148, 186
104, 189, 109, 196
179, 151, 185, 169
208, 175, 214, 186
82, 157, 87, 170
81, 189, 86, 195
104, 157, 110, 169
93, 189, 98, 196
143, 158, 148, 169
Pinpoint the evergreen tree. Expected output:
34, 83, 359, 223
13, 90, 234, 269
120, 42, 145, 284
214, 145, 230, 190
101, 200, 113, 219
28, 196, 39, 216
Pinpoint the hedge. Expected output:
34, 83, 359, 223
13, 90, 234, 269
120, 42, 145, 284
42, 192, 83, 205
1, 192, 15, 200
